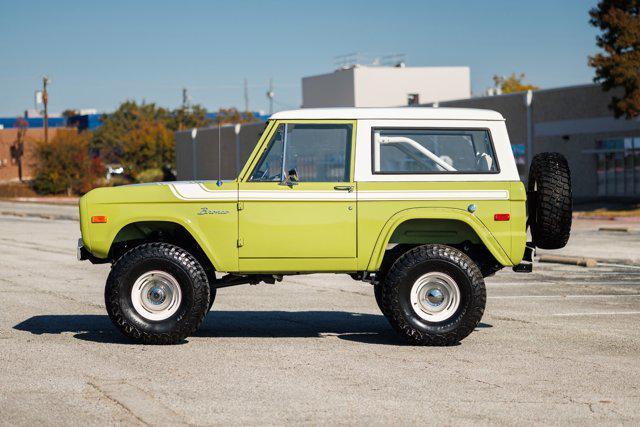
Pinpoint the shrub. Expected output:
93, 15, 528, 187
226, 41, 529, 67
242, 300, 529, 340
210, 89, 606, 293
136, 168, 164, 183
33, 130, 104, 195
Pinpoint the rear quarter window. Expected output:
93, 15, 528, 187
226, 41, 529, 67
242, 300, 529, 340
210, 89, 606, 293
372, 128, 499, 174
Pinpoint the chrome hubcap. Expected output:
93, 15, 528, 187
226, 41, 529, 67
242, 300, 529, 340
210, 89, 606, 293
131, 270, 182, 321
410, 272, 461, 322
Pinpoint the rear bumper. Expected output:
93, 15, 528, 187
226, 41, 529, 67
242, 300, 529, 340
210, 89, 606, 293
512, 244, 535, 273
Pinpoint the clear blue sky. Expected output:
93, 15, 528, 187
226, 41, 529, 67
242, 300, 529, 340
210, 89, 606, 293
0, 0, 599, 116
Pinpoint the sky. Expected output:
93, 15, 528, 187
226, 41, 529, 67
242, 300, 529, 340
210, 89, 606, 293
0, 0, 600, 116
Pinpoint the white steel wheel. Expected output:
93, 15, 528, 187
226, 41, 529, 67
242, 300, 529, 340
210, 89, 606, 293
131, 270, 182, 321
410, 271, 461, 322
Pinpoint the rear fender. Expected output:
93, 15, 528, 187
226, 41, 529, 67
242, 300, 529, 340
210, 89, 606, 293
366, 207, 512, 271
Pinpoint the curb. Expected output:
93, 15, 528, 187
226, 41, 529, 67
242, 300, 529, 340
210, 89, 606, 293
537, 254, 640, 268
598, 226, 630, 233
538, 255, 598, 268
0, 210, 78, 222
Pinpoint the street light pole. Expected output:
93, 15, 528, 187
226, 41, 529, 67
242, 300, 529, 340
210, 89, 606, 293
42, 76, 50, 143
191, 128, 198, 180
234, 123, 241, 177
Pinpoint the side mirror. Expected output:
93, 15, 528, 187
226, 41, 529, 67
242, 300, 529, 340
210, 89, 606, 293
279, 168, 299, 187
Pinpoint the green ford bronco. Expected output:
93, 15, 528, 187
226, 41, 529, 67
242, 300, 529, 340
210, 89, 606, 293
78, 108, 572, 345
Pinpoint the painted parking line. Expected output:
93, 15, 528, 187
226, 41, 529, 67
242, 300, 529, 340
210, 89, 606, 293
552, 311, 640, 317
488, 281, 640, 287
598, 263, 640, 270
489, 294, 640, 299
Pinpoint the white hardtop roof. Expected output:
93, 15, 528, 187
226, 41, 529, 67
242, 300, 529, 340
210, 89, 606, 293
270, 107, 504, 121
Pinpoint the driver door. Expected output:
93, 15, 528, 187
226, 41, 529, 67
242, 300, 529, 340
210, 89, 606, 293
238, 120, 357, 271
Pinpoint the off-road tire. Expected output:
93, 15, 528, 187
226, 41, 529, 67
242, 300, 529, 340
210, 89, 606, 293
528, 152, 572, 249
203, 270, 217, 311
208, 288, 217, 311
105, 243, 210, 344
380, 244, 486, 346
374, 244, 415, 317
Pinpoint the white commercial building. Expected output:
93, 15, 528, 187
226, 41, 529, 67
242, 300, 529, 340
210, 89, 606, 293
302, 66, 470, 108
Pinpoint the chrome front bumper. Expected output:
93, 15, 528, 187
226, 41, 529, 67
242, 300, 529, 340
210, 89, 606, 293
77, 238, 87, 261
77, 238, 109, 264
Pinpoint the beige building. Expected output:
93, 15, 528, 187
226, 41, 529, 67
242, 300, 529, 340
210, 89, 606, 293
302, 66, 471, 108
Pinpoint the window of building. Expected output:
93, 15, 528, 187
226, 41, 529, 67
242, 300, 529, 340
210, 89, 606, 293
595, 137, 640, 196
372, 128, 498, 174
407, 94, 420, 106
250, 123, 352, 182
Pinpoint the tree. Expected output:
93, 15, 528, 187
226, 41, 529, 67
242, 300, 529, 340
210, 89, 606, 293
61, 109, 79, 119
215, 107, 260, 125
168, 104, 212, 131
92, 101, 174, 178
589, 0, 640, 119
33, 130, 104, 195
492, 73, 539, 94
10, 117, 27, 182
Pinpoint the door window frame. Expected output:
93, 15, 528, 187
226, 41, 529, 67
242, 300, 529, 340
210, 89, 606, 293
239, 119, 358, 183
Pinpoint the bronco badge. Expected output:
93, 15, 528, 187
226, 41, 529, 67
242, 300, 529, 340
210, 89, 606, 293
197, 207, 229, 215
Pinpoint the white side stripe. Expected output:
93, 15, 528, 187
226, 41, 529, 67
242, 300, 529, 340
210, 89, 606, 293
169, 183, 236, 201
357, 190, 509, 201
168, 184, 509, 202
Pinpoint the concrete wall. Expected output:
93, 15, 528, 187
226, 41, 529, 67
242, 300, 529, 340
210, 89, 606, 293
302, 66, 470, 108
175, 122, 267, 181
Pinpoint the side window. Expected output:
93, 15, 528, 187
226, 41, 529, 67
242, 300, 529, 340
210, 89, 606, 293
373, 128, 498, 174
250, 123, 352, 182
285, 124, 352, 182
250, 124, 285, 181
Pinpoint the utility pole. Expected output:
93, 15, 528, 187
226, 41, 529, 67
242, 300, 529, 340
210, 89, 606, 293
42, 76, 50, 143
182, 87, 189, 109
266, 78, 274, 115
243, 78, 249, 113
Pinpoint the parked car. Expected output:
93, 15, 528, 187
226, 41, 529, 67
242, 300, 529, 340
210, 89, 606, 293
78, 108, 572, 345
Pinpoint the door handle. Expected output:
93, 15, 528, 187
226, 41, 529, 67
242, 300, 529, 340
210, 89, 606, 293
334, 185, 354, 192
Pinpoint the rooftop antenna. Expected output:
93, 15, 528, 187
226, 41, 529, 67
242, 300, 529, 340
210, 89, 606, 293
244, 78, 249, 113
266, 78, 274, 115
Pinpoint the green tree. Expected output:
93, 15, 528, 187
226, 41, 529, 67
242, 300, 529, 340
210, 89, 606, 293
33, 130, 104, 195
492, 73, 539, 94
92, 101, 174, 178
167, 104, 212, 131
589, 0, 640, 119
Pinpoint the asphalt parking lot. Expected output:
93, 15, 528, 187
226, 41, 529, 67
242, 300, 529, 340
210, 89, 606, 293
1, 203, 640, 425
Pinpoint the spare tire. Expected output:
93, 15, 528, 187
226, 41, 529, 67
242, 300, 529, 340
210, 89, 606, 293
527, 152, 572, 249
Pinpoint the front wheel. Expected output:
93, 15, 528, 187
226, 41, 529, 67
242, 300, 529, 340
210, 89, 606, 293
105, 243, 210, 344
380, 244, 486, 346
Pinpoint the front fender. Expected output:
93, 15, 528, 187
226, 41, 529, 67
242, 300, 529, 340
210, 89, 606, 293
100, 215, 225, 271
366, 207, 513, 271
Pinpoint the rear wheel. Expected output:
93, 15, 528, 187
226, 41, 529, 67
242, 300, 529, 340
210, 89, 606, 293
105, 243, 210, 344
528, 152, 572, 249
380, 244, 485, 346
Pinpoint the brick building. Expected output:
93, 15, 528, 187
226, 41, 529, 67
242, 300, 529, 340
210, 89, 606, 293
0, 128, 65, 183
